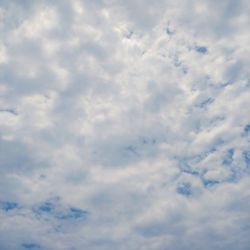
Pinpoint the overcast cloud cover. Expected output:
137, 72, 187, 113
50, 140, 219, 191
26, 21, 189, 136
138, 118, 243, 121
0, 0, 250, 249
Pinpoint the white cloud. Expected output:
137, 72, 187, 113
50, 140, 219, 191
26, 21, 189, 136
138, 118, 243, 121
0, 0, 250, 249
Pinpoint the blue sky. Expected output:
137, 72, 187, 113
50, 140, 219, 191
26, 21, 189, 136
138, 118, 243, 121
0, 0, 250, 249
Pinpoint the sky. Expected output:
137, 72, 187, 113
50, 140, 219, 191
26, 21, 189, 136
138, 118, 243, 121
0, 0, 250, 249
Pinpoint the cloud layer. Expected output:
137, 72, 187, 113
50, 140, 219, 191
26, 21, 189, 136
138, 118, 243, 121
0, 0, 250, 249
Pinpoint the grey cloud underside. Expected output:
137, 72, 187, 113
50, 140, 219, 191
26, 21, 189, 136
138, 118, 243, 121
0, 0, 250, 250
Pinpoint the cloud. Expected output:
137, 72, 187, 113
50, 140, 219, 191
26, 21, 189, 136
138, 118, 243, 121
0, 0, 250, 249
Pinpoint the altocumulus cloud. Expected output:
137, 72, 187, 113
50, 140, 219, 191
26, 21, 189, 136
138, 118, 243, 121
0, 0, 250, 249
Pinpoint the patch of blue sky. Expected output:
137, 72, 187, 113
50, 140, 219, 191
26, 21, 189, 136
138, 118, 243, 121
243, 124, 250, 135
223, 148, 234, 165
195, 97, 214, 109
215, 81, 233, 88
208, 138, 225, 153
0, 108, 18, 115
38, 202, 54, 213
137, 223, 167, 238
139, 136, 157, 145
182, 169, 200, 176
166, 26, 174, 35
176, 183, 192, 196
242, 151, 250, 167
195, 46, 208, 54
178, 147, 219, 170
32, 201, 55, 216
202, 179, 220, 188
226, 169, 241, 183
56, 207, 88, 220
0, 201, 19, 211
178, 160, 200, 176
33, 200, 88, 221
22, 243, 41, 249
124, 145, 139, 156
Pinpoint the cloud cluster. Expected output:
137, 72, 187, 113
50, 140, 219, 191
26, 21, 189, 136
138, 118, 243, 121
0, 0, 250, 249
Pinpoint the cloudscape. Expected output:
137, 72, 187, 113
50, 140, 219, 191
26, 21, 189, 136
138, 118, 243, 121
0, 0, 250, 249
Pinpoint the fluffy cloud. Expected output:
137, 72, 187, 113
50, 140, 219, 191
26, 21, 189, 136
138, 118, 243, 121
0, 0, 250, 249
